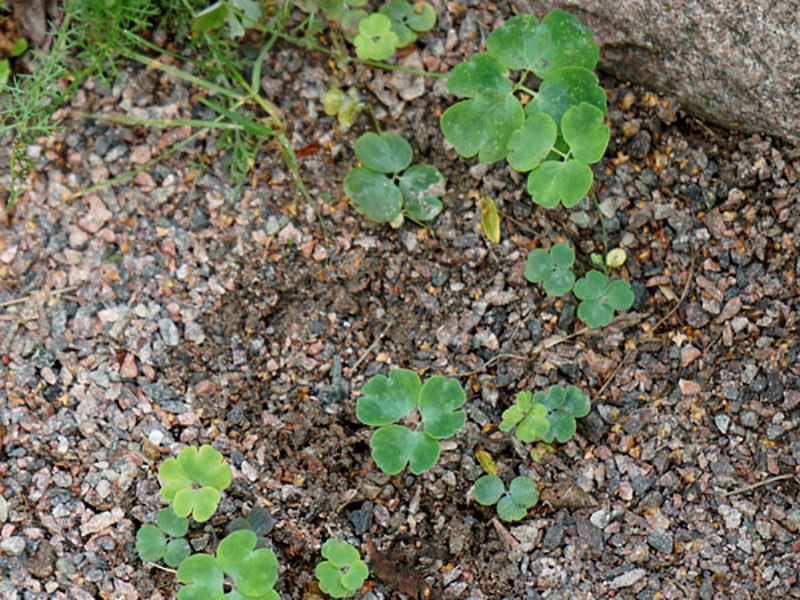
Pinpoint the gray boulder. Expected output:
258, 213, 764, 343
514, 0, 800, 146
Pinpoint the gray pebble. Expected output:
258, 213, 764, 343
185, 321, 206, 344
0, 495, 7, 522
542, 523, 565, 550
158, 318, 180, 347
714, 414, 730, 434
785, 508, 800, 532
740, 411, 759, 428
647, 529, 673, 554
0, 536, 26, 556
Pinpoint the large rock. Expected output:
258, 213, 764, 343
514, 0, 800, 146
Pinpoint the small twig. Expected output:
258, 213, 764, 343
722, 473, 795, 497
347, 322, 393, 375
145, 562, 177, 574
0, 286, 78, 309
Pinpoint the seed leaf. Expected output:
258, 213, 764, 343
217, 530, 278, 597
136, 525, 166, 562
354, 132, 413, 173
496, 496, 527, 522
176, 554, 225, 600
344, 168, 403, 224
473, 475, 505, 506
164, 538, 191, 568
563, 385, 591, 418
399, 164, 445, 221
508, 476, 540, 507
524, 249, 552, 283
156, 508, 188, 538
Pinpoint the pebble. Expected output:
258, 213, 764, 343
647, 528, 673, 553
0, 495, 7, 522
185, 321, 206, 344
1, 536, 26, 556
714, 414, 730, 434
158, 318, 180, 347
718, 505, 742, 529
608, 567, 646, 589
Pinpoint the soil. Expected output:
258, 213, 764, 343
1, 3, 800, 600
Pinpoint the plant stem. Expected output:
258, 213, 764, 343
516, 85, 538, 97
590, 188, 609, 276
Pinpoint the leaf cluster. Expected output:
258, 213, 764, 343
136, 508, 191, 567
440, 11, 609, 209
315, 539, 369, 598
158, 444, 232, 522
344, 132, 446, 226
192, 0, 263, 39
473, 475, 539, 522
499, 386, 590, 445
357, 368, 467, 474
525, 243, 634, 327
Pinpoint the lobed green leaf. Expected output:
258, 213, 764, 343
217, 530, 278, 597
528, 10, 599, 78
526, 67, 606, 134
564, 385, 591, 418
322, 539, 360, 566
370, 425, 439, 475
506, 113, 557, 172
527, 159, 593, 208
562, 102, 610, 164
176, 554, 225, 600
357, 368, 420, 426
545, 411, 577, 443
516, 402, 550, 443
419, 376, 467, 439
354, 13, 399, 60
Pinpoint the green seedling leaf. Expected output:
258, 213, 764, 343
357, 368, 420, 425
526, 67, 607, 134
508, 476, 540, 508
506, 113, 557, 172
499, 390, 532, 431
136, 525, 166, 562
164, 538, 191, 568
380, 0, 436, 47
574, 271, 634, 327
496, 495, 528, 522
232, 0, 261, 22
156, 508, 189, 538
316, 539, 369, 598
399, 164, 445, 221
192, 1, 227, 33
10, 37, 28, 58
323, 88, 345, 116
473, 474, 505, 505
158, 445, 231, 523
545, 411, 577, 443
486, 14, 538, 71
564, 385, 591, 418
562, 103, 610, 163
354, 132, 413, 174
440, 53, 523, 163
177, 554, 225, 600
524, 243, 575, 297
0, 59, 9, 87
226, 507, 275, 550
527, 159, 593, 208
527, 10, 599, 78
516, 402, 550, 443
369, 425, 439, 475
528, 385, 591, 443
217, 530, 278, 597
342, 9, 369, 41
419, 375, 467, 438
344, 168, 403, 224
354, 13, 399, 60
539, 385, 566, 410
480, 196, 501, 244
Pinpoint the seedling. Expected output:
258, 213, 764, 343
323, 87, 365, 129
344, 132, 446, 225
573, 270, 634, 327
354, 13, 399, 60
524, 242, 575, 297
177, 529, 279, 600
158, 444, 232, 523
440, 11, 608, 208
357, 368, 466, 475
473, 475, 539, 522
315, 539, 369, 598
136, 508, 191, 567
226, 507, 275, 549
379, 0, 436, 48
500, 386, 590, 445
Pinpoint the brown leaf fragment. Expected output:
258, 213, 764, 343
366, 536, 436, 600
539, 481, 597, 509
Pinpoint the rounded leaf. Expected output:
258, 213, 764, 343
573, 270, 607, 300
516, 402, 550, 443
354, 132, 413, 174
321, 539, 360, 567
344, 168, 403, 223
541, 385, 566, 410
380, 0, 417, 47
508, 476, 540, 508
499, 404, 524, 432
441, 94, 523, 164
354, 13, 399, 60
10, 37, 28, 58
547, 411, 577, 443
473, 475, 504, 506
606, 279, 635, 311
562, 103, 610, 164
176, 554, 225, 600
564, 385, 591, 418
357, 369, 420, 426
157, 507, 188, 538
446, 52, 511, 99
136, 525, 166, 562
550, 242, 575, 268
526, 67, 607, 133
168, 445, 231, 491
341, 9, 368, 41
496, 496, 527, 522
323, 88, 345, 116
341, 559, 369, 591
577, 298, 614, 328
370, 425, 440, 475
529, 10, 599, 78
316, 561, 350, 598
543, 268, 575, 297
419, 376, 467, 438
399, 164, 446, 221
486, 14, 538, 71
524, 249, 551, 283
527, 159, 593, 208
506, 113, 557, 172
217, 530, 278, 597
164, 538, 191, 568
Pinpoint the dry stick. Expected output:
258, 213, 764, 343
595, 246, 697, 398
0, 286, 78, 309
348, 321, 394, 375
722, 473, 796, 497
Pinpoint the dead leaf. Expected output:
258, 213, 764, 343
539, 481, 596, 508
480, 196, 500, 244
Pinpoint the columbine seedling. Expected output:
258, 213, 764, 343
226, 507, 275, 550
357, 368, 466, 474
440, 11, 608, 208
379, 0, 436, 47
322, 87, 365, 129
344, 132, 446, 226
158, 444, 232, 523
136, 507, 191, 568
573, 270, 635, 327
525, 242, 575, 297
500, 386, 591, 446
473, 475, 539, 522
354, 13, 399, 60
315, 539, 369, 598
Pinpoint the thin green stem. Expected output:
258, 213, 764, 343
590, 188, 609, 276
516, 85, 538, 97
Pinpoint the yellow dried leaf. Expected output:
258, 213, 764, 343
475, 449, 497, 475
606, 247, 627, 268
480, 196, 501, 244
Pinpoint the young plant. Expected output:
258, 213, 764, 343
226, 507, 275, 549
158, 444, 232, 523
315, 539, 369, 598
136, 507, 191, 567
353, 13, 399, 60
356, 368, 466, 475
322, 87, 365, 129
500, 386, 590, 446
379, 0, 436, 48
177, 529, 279, 600
440, 11, 608, 209
344, 132, 446, 226
573, 270, 634, 327
524, 242, 575, 297
473, 475, 539, 522
192, 0, 263, 39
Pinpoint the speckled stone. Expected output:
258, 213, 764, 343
520, 0, 800, 145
